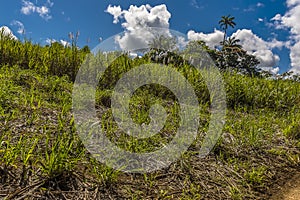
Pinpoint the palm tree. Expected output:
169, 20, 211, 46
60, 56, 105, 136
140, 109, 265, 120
221, 37, 241, 48
219, 15, 236, 44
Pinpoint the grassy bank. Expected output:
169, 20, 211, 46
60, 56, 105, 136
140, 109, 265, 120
0, 33, 300, 199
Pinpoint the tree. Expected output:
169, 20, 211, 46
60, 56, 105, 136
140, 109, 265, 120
215, 40, 260, 75
220, 36, 241, 49
148, 34, 177, 52
147, 34, 181, 65
219, 15, 236, 44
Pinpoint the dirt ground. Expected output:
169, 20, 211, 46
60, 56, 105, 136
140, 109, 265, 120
269, 172, 300, 200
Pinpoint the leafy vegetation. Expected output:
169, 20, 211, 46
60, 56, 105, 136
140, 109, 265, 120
0, 18, 300, 199
219, 14, 236, 44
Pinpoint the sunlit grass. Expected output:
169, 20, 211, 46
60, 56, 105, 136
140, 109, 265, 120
0, 31, 300, 199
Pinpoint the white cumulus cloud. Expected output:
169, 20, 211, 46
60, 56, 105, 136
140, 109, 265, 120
46, 38, 70, 47
21, 0, 54, 21
45, 38, 55, 44
270, 66, 280, 75
271, 0, 300, 73
286, 0, 300, 7
188, 28, 284, 69
187, 29, 224, 49
271, 14, 282, 21
106, 4, 172, 51
106, 5, 122, 24
289, 41, 300, 72
0, 26, 17, 40
232, 29, 283, 68
60, 39, 70, 47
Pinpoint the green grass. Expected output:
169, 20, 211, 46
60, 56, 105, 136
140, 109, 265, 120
0, 32, 300, 199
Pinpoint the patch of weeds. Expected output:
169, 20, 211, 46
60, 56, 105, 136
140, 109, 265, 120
244, 166, 267, 188
229, 186, 243, 200
89, 158, 120, 188
283, 121, 300, 140
181, 183, 202, 200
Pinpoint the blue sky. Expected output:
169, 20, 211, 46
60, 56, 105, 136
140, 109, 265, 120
1, 0, 300, 74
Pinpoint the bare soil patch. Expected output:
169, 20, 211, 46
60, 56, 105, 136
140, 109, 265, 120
269, 171, 300, 200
